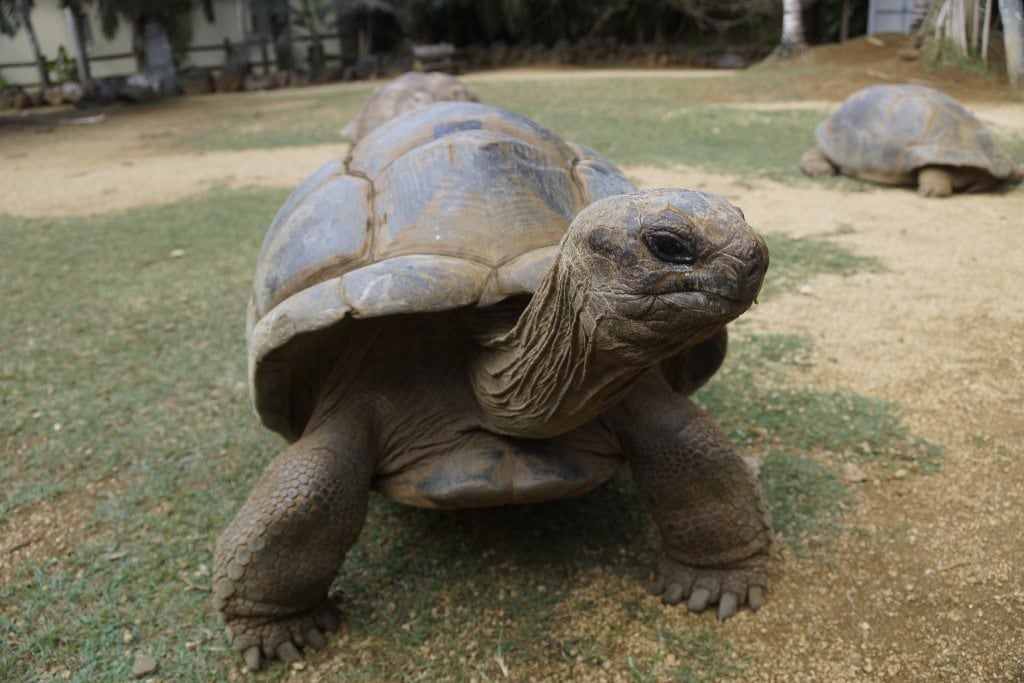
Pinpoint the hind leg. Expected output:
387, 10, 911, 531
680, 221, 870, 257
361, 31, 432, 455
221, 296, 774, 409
917, 167, 954, 197
799, 147, 837, 176
605, 372, 772, 619
213, 423, 373, 670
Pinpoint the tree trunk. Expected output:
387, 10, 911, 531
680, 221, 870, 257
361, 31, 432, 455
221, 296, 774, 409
64, 8, 92, 85
775, 0, 808, 58
15, 0, 50, 87
998, 0, 1024, 86
840, 0, 851, 41
143, 18, 176, 96
982, 0, 993, 66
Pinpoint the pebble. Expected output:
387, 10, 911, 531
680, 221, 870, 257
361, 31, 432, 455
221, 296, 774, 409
131, 654, 158, 679
844, 462, 868, 483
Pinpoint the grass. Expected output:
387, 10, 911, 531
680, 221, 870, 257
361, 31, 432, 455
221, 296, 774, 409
474, 79, 827, 177
0, 76, 945, 679
169, 75, 831, 180
180, 85, 375, 151
132, 71, 1024, 183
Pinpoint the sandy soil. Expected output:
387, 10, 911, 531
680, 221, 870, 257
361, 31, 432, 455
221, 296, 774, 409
622, 165, 1024, 681
2, 35, 1023, 680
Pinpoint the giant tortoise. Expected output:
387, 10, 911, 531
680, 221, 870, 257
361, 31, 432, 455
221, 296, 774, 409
800, 84, 1022, 196
214, 101, 772, 669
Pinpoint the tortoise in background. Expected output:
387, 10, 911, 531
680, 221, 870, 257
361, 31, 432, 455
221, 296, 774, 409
339, 71, 479, 143
800, 84, 1022, 196
215, 101, 772, 669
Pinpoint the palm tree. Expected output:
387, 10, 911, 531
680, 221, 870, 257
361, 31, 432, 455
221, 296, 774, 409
0, 0, 51, 87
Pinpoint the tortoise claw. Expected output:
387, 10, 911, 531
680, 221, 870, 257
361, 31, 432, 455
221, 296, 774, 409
242, 645, 262, 671
686, 587, 712, 613
652, 557, 767, 619
747, 585, 764, 611
223, 600, 343, 669
717, 591, 739, 620
305, 627, 327, 650
276, 641, 301, 663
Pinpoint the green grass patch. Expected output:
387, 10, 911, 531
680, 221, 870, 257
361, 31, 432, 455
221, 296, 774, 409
706, 331, 941, 469
178, 85, 376, 151
760, 452, 847, 549
922, 39, 1000, 80
994, 130, 1024, 168
0, 186, 289, 518
1, 187, 290, 679
758, 230, 885, 301
626, 630, 744, 682
172, 75, 830, 178
475, 78, 826, 176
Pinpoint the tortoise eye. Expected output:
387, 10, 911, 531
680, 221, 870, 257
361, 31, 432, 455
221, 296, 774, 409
644, 231, 696, 265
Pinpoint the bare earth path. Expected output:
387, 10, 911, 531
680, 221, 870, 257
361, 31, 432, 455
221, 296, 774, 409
2, 57, 1022, 680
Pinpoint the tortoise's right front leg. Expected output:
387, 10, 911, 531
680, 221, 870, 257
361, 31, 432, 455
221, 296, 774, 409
607, 372, 772, 620
213, 426, 373, 670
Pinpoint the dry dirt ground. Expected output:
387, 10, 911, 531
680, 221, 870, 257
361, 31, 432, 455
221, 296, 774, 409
2, 37, 1023, 680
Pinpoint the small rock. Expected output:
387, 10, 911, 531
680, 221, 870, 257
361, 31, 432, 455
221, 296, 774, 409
894, 468, 908, 479
797, 284, 813, 295
742, 455, 763, 477
131, 653, 158, 679
897, 46, 921, 61
119, 73, 162, 103
843, 462, 868, 483
170, 249, 186, 259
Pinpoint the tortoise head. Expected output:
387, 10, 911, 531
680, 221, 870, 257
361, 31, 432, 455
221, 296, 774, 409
474, 188, 767, 437
561, 188, 768, 363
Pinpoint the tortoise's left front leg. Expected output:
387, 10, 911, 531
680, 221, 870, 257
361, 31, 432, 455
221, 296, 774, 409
607, 372, 772, 619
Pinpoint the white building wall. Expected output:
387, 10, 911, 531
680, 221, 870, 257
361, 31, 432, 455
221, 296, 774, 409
185, 2, 250, 70
0, 0, 251, 86
78, 11, 136, 81
0, 7, 78, 85
868, 0, 930, 34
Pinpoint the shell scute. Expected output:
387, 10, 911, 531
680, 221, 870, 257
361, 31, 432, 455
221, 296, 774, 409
350, 101, 575, 179
253, 174, 372, 317
371, 129, 578, 265
341, 255, 490, 318
569, 142, 637, 202
258, 156, 345, 264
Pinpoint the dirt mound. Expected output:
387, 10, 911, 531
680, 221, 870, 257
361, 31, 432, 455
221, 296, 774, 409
754, 33, 1017, 101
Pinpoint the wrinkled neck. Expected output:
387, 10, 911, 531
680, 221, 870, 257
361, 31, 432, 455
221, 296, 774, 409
472, 256, 649, 438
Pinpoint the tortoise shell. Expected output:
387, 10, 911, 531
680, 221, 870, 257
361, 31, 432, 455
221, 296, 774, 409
815, 84, 1017, 183
248, 101, 636, 440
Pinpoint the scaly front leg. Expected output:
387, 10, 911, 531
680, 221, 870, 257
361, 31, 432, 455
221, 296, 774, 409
608, 372, 772, 619
213, 425, 373, 669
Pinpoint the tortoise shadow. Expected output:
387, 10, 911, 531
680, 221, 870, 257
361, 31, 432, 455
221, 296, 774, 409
351, 470, 656, 585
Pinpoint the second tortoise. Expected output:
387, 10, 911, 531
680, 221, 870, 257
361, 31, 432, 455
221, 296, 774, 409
800, 84, 1022, 197
339, 71, 479, 143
